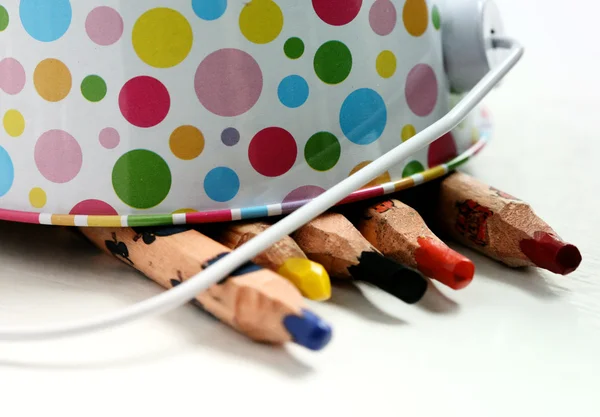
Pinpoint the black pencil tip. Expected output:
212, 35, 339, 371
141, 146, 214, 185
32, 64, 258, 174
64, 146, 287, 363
348, 251, 428, 304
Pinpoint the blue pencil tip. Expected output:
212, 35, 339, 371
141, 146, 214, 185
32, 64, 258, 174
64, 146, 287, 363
283, 309, 332, 351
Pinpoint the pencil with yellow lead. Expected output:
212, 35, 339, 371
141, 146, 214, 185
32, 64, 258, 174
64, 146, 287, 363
205, 220, 332, 301
411, 171, 582, 275
291, 212, 429, 304
356, 198, 476, 290
79, 226, 332, 351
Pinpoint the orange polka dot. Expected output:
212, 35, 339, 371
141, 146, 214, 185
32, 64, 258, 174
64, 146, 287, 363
34, 59, 72, 102
170, 125, 205, 160
403, 0, 428, 37
349, 161, 391, 188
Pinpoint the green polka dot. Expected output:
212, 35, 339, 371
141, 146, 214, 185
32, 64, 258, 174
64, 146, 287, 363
432, 6, 441, 30
402, 160, 425, 178
0, 6, 8, 32
112, 150, 172, 209
81, 75, 107, 102
314, 41, 352, 85
284, 37, 305, 59
305, 131, 341, 171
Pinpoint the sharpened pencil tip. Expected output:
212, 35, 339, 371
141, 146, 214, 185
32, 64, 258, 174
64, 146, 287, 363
388, 267, 429, 304
349, 251, 428, 304
414, 237, 475, 290
278, 258, 332, 301
453, 261, 476, 290
283, 309, 332, 351
521, 232, 582, 275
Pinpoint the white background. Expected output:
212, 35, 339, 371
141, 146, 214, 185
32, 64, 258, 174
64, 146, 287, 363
0, 1, 599, 416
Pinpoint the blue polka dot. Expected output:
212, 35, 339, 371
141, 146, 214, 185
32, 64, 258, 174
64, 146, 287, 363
192, 0, 227, 21
204, 167, 240, 202
340, 88, 387, 145
20, 0, 72, 42
0, 146, 14, 197
278, 75, 309, 108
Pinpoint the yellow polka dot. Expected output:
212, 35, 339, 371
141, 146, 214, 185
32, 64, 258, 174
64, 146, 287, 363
173, 208, 198, 214
34, 59, 72, 102
170, 125, 205, 160
239, 0, 284, 44
403, 0, 429, 37
402, 124, 416, 142
376, 50, 397, 79
29, 187, 47, 208
349, 161, 391, 188
3, 109, 25, 137
132, 8, 193, 68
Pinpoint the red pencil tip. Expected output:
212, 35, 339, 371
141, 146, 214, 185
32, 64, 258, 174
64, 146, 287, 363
453, 261, 476, 290
520, 232, 582, 275
414, 237, 475, 290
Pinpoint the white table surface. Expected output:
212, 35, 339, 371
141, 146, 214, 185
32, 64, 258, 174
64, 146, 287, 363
1, 1, 599, 416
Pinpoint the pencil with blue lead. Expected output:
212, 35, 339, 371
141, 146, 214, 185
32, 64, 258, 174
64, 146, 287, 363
79, 225, 333, 351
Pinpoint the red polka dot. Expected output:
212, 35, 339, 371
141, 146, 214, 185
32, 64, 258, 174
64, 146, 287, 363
428, 132, 458, 167
70, 199, 118, 215
249, 127, 297, 177
312, 0, 363, 26
119, 76, 170, 128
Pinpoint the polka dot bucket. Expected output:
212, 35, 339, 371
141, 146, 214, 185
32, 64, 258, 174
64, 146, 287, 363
0, 0, 509, 227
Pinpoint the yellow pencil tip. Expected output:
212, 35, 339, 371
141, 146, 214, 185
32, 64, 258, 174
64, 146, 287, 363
278, 258, 332, 301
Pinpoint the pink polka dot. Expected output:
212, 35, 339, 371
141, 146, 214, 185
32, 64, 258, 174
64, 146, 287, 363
70, 199, 118, 215
405, 64, 438, 117
369, 0, 397, 36
119, 76, 170, 128
34, 130, 83, 183
85, 7, 124, 46
282, 185, 326, 211
312, 0, 363, 26
249, 127, 297, 177
99, 128, 120, 149
194, 48, 263, 117
0, 58, 26, 95
428, 132, 458, 167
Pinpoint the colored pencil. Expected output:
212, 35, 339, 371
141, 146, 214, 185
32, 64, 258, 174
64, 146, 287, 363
292, 212, 428, 304
356, 198, 475, 290
408, 171, 582, 274
206, 221, 332, 301
78, 226, 332, 350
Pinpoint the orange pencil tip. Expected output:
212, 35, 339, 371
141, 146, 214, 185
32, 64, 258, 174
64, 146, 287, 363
414, 237, 475, 290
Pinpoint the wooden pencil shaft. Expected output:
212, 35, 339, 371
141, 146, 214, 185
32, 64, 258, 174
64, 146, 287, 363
215, 221, 307, 271
358, 199, 437, 268
292, 212, 376, 279
436, 172, 553, 267
78, 226, 305, 344
354, 197, 475, 290
293, 212, 429, 302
